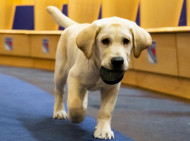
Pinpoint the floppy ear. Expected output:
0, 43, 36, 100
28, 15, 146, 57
76, 24, 101, 59
131, 23, 152, 58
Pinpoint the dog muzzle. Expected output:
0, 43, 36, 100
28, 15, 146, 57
100, 66, 124, 85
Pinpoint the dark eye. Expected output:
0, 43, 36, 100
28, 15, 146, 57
123, 38, 129, 45
101, 38, 110, 45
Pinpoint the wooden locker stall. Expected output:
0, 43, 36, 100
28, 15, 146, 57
0, 0, 22, 29
21, 0, 34, 5
140, 0, 183, 28
187, 0, 190, 26
34, 0, 63, 30
102, 0, 139, 21
68, 0, 102, 23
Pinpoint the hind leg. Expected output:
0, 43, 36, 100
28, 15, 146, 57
53, 36, 68, 119
53, 85, 67, 119
53, 64, 68, 119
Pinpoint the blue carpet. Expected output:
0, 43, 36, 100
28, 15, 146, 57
0, 73, 133, 141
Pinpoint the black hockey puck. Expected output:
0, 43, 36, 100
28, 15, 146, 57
100, 66, 124, 85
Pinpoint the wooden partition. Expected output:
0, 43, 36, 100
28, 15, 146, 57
187, 0, 190, 26
102, 0, 139, 21
34, 0, 63, 30
0, 0, 22, 29
141, 0, 183, 28
21, 0, 34, 5
68, 0, 102, 23
0, 0, 35, 30
177, 33, 190, 78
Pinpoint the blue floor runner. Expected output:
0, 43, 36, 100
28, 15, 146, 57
0, 73, 133, 141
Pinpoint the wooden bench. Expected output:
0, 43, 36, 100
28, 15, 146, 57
123, 27, 190, 99
0, 30, 61, 70
0, 28, 190, 99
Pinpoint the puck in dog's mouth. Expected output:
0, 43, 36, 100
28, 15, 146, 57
100, 66, 124, 85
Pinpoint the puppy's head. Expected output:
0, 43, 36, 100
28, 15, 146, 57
76, 17, 152, 72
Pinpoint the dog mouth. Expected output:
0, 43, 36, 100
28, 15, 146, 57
99, 66, 124, 85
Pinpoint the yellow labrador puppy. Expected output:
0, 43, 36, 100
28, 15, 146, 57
47, 6, 152, 140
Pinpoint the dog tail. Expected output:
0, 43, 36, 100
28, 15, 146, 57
47, 6, 77, 28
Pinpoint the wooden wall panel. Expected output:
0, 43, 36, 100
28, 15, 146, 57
102, 0, 139, 21
0, 56, 33, 68
68, 0, 102, 23
0, 34, 30, 56
133, 33, 178, 76
30, 35, 59, 59
141, 0, 183, 28
34, 0, 62, 30
128, 54, 134, 69
0, 55, 55, 70
21, 0, 34, 5
187, 0, 190, 26
32, 58, 55, 70
0, 0, 22, 29
122, 70, 137, 86
122, 70, 190, 99
176, 33, 190, 78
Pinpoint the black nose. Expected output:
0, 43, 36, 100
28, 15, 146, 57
111, 57, 124, 67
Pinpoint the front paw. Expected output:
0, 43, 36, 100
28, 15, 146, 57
94, 126, 114, 140
53, 110, 68, 119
